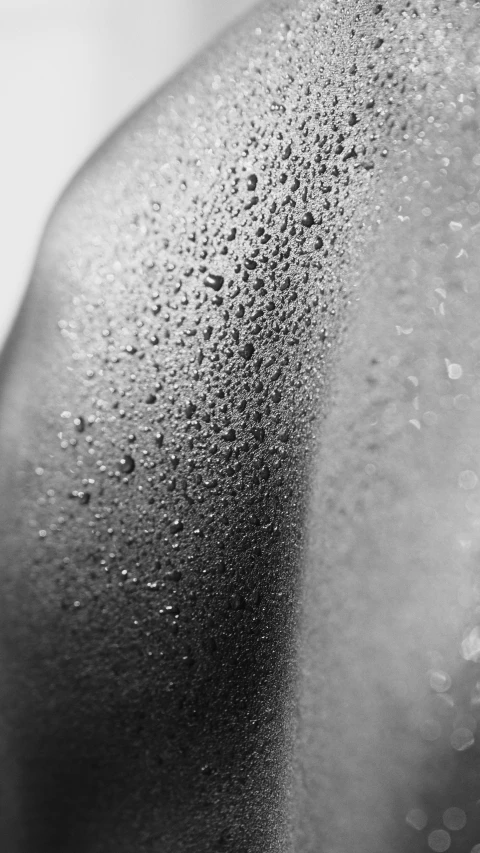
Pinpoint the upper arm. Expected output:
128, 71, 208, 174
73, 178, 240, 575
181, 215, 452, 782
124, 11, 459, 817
1, 2, 480, 852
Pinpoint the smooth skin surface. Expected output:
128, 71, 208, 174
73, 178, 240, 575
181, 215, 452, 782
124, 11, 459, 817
1, 1, 480, 851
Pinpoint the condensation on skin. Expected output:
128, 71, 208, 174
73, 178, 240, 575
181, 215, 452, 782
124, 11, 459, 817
406, 808, 428, 831
442, 806, 467, 831
1, 0, 480, 851
0, 0, 441, 850
428, 829, 451, 852
294, 1, 480, 851
462, 626, 480, 662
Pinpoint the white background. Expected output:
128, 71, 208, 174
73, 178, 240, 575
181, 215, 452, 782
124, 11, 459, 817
0, 0, 258, 348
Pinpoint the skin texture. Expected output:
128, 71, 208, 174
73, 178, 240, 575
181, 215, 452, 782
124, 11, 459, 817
1, 1, 480, 851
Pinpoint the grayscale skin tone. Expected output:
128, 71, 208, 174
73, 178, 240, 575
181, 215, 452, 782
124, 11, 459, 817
1, 1, 480, 851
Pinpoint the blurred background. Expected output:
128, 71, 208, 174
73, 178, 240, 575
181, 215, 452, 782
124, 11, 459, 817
0, 0, 258, 349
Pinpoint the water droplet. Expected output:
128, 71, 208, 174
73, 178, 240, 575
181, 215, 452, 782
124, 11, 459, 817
463, 627, 480, 662
445, 361, 463, 380
185, 400, 197, 419
429, 670, 452, 693
450, 727, 475, 751
240, 342, 254, 361
165, 569, 182, 582
406, 808, 428, 831
204, 274, 224, 292
428, 830, 451, 852
443, 807, 466, 831
119, 455, 135, 474
301, 212, 315, 228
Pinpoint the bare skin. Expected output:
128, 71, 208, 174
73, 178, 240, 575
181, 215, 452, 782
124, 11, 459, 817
1, 1, 480, 851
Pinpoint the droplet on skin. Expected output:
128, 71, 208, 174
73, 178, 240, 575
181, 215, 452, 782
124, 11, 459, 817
185, 400, 197, 419
450, 727, 475, 751
301, 212, 315, 228
443, 807, 467, 831
241, 342, 254, 361
406, 808, 428, 830
429, 670, 452, 693
428, 829, 451, 852
119, 455, 135, 474
461, 626, 480, 662
204, 274, 224, 291
165, 569, 182, 582
445, 360, 463, 380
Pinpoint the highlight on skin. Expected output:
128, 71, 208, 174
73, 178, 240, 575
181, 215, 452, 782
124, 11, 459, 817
1, 1, 480, 851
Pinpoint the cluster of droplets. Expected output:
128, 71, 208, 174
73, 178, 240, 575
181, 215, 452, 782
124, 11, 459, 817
23, 0, 480, 849
405, 658, 480, 851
